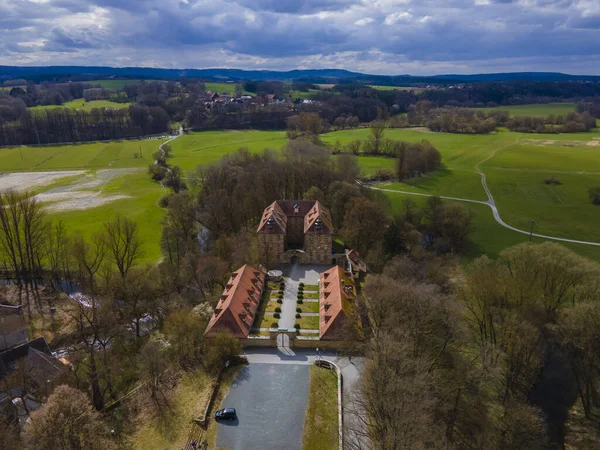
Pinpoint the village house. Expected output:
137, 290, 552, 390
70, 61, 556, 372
0, 304, 67, 428
257, 200, 334, 265
204, 265, 265, 339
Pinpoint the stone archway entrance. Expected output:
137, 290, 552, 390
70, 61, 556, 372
271, 329, 296, 350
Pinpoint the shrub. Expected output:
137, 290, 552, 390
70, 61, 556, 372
271, 322, 279, 328
299, 282, 304, 287
544, 176, 563, 185
294, 323, 301, 329
297, 299, 303, 304
277, 293, 284, 299
273, 313, 280, 319
275, 307, 282, 313
590, 187, 600, 205
297, 295, 304, 300
280, 282, 285, 289
277, 299, 283, 304
296, 307, 302, 313
296, 313, 301, 319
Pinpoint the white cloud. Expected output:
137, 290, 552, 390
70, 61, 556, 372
354, 17, 375, 25
0, 0, 598, 75
384, 11, 412, 24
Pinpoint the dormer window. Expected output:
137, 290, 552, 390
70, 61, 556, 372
267, 217, 275, 229
293, 203, 299, 213
315, 218, 322, 231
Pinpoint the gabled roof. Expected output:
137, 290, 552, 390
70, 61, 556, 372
304, 201, 334, 234
204, 265, 265, 338
0, 337, 64, 383
346, 249, 368, 273
257, 201, 287, 234
0, 304, 22, 317
319, 266, 357, 340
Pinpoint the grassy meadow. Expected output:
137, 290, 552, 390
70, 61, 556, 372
29, 99, 132, 112
87, 79, 161, 89
204, 82, 252, 95
474, 103, 577, 117
169, 130, 287, 171
1, 103, 599, 264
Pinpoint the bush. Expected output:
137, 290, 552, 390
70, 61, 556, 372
278, 293, 284, 299
544, 176, 563, 185
297, 294, 304, 300
280, 282, 285, 289
296, 313, 301, 319
273, 312, 280, 319
275, 307, 282, 313
297, 299, 303, 304
299, 282, 304, 287
297, 286, 304, 292
277, 298, 283, 304
271, 322, 279, 328
590, 187, 600, 205
296, 307, 302, 313
294, 323, 301, 329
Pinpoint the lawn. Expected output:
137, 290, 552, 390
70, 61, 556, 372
302, 284, 320, 291
169, 130, 287, 171
474, 103, 577, 117
298, 302, 320, 313
252, 311, 278, 329
300, 292, 319, 299
303, 365, 339, 450
29, 99, 132, 111
257, 300, 281, 313
296, 315, 320, 330
369, 85, 425, 93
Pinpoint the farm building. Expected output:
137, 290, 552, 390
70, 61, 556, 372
319, 266, 360, 340
204, 265, 265, 338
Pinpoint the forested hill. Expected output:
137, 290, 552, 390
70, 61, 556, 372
1, 65, 600, 84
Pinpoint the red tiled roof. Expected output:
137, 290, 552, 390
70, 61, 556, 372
304, 201, 333, 234
319, 266, 357, 340
346, 249, 367, 273
257, 200, 333, 234
257, 201, 287, 234
204, 265, 265, 338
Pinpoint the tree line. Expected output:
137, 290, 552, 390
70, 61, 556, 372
353, 241, 600, 449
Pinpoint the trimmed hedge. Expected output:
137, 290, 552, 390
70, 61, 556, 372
275, 307, 282, 313
271, 322, 279, 328
297, 299, 303, 304
294, 323, 301, 329
295, 313, 301, 319
296, 307, 302, 313
273, 313, 280, 319
277, 298, 283, 304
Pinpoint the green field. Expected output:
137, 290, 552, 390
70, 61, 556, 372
0, 139, 164, 171
204, 82, 252, 95
169, 130, 287, 171
29, 99, 132, 112
86, 79, 162, 89
1, 125, 599, 265
369, 85, 425, 92
474, 103, 577, 117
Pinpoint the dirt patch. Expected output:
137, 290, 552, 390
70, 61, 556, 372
0, 171, 85, 191
586, 140, 600, 147
38, 191, 129, 212
406, 127, 433, 133
543, 140, 556, 145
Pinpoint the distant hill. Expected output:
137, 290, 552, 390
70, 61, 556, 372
1, 65, 599, 85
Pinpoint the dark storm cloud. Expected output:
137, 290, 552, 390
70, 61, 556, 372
1, 0, 599, 74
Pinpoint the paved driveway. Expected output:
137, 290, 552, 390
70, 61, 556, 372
216, 363, 310, 450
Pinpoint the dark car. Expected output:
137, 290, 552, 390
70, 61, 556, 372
215, 408, 237, 421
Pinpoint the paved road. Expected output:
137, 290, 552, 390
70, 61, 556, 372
364, 171, 600, 248
216, 363, 310, 450
241, 348, 369, 449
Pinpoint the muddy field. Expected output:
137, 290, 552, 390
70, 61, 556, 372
0, 169, 136, 211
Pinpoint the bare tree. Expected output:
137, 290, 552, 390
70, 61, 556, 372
102, 216, 143, 278
23, 385, 114, 450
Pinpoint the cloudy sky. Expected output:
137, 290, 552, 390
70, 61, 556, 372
1, 0, 599, 75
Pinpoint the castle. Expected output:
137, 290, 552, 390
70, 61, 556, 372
257, 200, 333, 265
